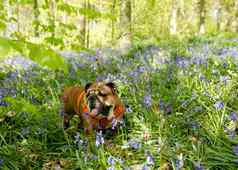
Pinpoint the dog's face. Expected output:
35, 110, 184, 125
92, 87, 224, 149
85, 82, 118, 118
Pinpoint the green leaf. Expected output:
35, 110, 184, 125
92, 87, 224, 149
0, 20, 6, 30
0, 37, 68, 73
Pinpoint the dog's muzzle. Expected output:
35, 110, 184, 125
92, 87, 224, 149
87, 94, 113, 117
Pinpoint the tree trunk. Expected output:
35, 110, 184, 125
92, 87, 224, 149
3, 0, 11, 37
80, 0, 87, 48
33, 0, 39, 37
235, 0, 238, 32
50, 0, 57, 39
86, 0, 90, 48
111, 0, 116, 45
214, 0, 221, 32
118, 0, 132, 49
198, 0, 205, 34
170, 0, 177, 35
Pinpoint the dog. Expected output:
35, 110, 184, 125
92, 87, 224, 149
61, 81, 125, 134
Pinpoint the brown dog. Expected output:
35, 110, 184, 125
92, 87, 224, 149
61, 81, 125, 133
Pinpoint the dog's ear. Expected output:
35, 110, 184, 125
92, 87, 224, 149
85, 82, 92, 92
106, 82, 117, 94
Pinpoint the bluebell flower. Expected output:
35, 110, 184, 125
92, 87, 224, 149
157, 145, 161, 154
194, 161, 205, 170
91, 154, 98, 161
0, 158, 3, 168
128, 139, 141, 150
74, 132, 80, 143
165, 104, 173, 114
0, 101, 9, 107
143, 95, 152, 107
112, 118, 118, 130
21, 127, 30, 136
138, 66, 146, 73
96, 131, 104, 147
227, 130, 236, 139
107, 166, 115, 170
191, 122, 199, 130
233, 145, 238, 156
146, 151, 155, 165
214, 101, 225, 110
123, 167, 131, 170
142, 164, 150, 170
107, 156, 116, 165
229, 112, 238, 121
220, 76, 229, 83
129, 70, 138, 78
199, 74, 206, 81
175, 154, 184, 170
126, 106, 133, 113
59, 108, 64, 117
36, 128, 44, 135
118, 157, 125, 165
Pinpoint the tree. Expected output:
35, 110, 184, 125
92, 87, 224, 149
198, 0, 206, 34
170, 0, 178, 35
118, 0, 132, 49
33, 0, 40, 37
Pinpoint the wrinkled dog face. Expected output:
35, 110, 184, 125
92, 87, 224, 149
85, 82, 117, 117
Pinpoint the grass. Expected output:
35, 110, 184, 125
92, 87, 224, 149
0, 35, 238, 169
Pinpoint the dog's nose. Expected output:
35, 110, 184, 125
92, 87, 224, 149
88, 94, 97, 101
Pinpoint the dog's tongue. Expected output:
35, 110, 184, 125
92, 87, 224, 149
90, 108, 99, 117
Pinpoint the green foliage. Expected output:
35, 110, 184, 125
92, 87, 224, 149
0, 37, 68, 73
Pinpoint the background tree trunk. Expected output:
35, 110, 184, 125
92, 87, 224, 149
3, 0, 11, 37
215, 0, 221, 32
118, 0, 132, 49
170, 0, 177, 35
33, 0, 39, 37
235, 0, 238, 32
49, 0, 56, 40
86, 0, 90, 48
80, 0, 87, 48
198, 0, 205, 34
111, 0, 116, 45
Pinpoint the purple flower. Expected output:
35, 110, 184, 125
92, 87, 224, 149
229, 112, 238, 121
146, 151, 155, 165
126, 107, 133, 113
194, 161, 205, 170
138, 66, 146, 73
220, 76, 229, 83
74, 132, 80, 143
91, 154, 98, 161
21, 127, 30, 136
165, 104, 173, 114
59, 108, 64, 117
142, 164, 150, 170
128, 139, 141, 150
157, 146, 161, 154
107, 156, 116, 165
228, 130, 236, 139
96, 131, 104, 147
107, 167, 115, 170
143, 95, 152, 107
112, 118, 118, 130
199, 74, 206, 81
233, 145, 238, 156
175, 154, 184, 170
214, 101, 224, 110
0, 158, 4, 168
0, 100, 9, 107
118, 157, 125, 165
